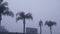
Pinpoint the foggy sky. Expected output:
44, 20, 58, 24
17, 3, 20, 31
1, 0, 60, 34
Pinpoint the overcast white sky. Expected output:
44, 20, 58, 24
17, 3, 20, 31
1, 0, 60, 34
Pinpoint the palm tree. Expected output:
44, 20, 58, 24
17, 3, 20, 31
45, 21, 56, 34
39, 20, 43, 34
16, 12, 33, 33
0, 0, 14, 26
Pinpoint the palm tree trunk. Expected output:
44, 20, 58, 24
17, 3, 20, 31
0, 20, 1, 26
50, 27, 52, 34
23, 19, 25, 34
40, 25, 42, 34
0, 15, 1, 32
0, 14, 1, 26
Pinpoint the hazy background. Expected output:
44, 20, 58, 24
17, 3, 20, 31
1, 0, 60, 34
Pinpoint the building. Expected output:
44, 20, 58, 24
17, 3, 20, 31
0, 26, 8, 32
26, 27, 38, 34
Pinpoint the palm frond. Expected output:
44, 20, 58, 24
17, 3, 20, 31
0, 0, 3, 2
0, 14, 2, 21
2, 2, 8, 6
16, 12, 20, 16
2, 10, 14, 17
52, 21, 56, 25
16, 11, 24, 16
0, 4, 7, 13
45, 21, 48, 25
16, 12, 25, 18
0, 0, 3, 3
16, 16, 23, 22
25, 13, 33, 20
45, 21, 56, 27
39, 20, 43, 26
0, 2, 9, 14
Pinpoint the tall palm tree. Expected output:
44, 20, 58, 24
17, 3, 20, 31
39, 20, 43, 34
0, 0, 14, 26
45, 21, 56, 34
16, 12, 33, 33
